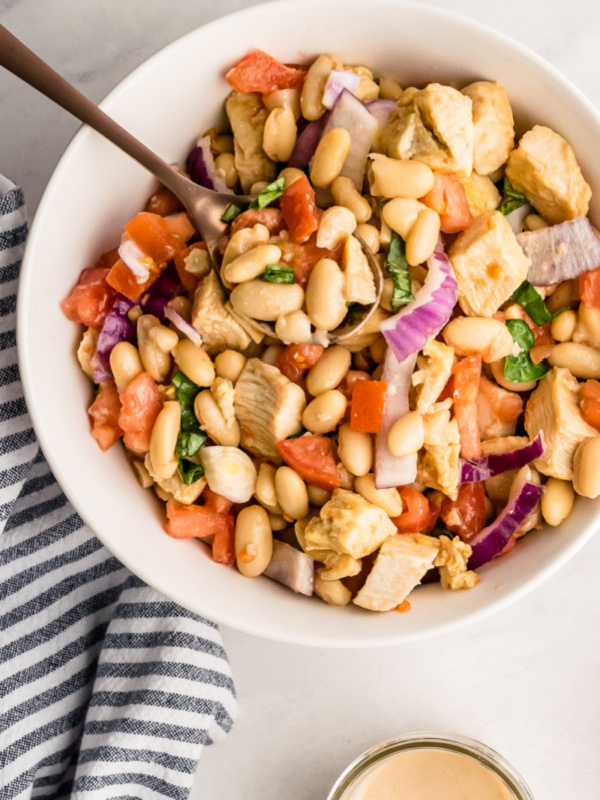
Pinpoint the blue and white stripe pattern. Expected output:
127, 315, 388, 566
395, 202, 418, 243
0, 176, 236, 799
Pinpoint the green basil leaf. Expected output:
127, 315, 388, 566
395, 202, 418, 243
499, 177, 529, 216
386, 231, 414, 311
511, 280, 553, 326
172, 371, 203, 436
176, 430, 207, 459
221, 203, 243, 223
260, 263, 295, 284
504, 319, 550, 383
428, 523, 455, 540
178, 459, 205, 485
249, 177, 285, 210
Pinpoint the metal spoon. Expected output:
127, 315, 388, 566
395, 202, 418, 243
0, 25, 382, 344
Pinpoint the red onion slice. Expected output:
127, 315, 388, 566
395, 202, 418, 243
380, 246, 458, 364
264, 540, 314, 595
140, 266, 181, 318
505, 204, 532, 234
517, 216, 600, 285
322, 70, 361, 109
320, 89, 378, 190
91, 295, 137, 384
288, 118, 327, 169
460, 432, 545, 483
164, 305, 202, 347
374, 348, 418, 489
187, 136, 232, 194
468, 481, 545, 570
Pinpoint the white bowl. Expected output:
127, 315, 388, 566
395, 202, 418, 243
18, 0, 600, 647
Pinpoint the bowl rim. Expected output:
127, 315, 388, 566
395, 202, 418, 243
17, 0, 600, 647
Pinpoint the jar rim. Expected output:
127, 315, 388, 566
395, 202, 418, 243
326, 732, 535, 800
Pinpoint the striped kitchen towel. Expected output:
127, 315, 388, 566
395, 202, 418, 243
0, 174, 237, 799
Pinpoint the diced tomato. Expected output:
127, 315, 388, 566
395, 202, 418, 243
452, 356, 482, 459
226, 49, 305, 94
106, 258, 159, 301
280, 175, 319, 244
350, 381, 388, 433
276, 344, 324, 383
174, 241, 208, 294
391, 487, 430, 533
340, 370, 370, 401
579, 267, 600, 308
88, 381, 122, 451
278, 234, 343, 288
580, 379, 600, 431
421, 172, 473, 234
164, 501, 233, 549
478, 376, 523, 424
277, 435, 341, 491
530, 344, 555, 364
204, 487, 235, 515
437, 375, 454, 403
61, 267, 117, 327
231, 208, 286, 236
124, 212, 184, 264
422, 491, 444, 534
211, 514, 236, 566
163, 212, 195, 245
440, 482, 486, 543
496, 307, 553, 346
145, 186, 184, 217
97, 247, 120, 270
118, 372, 162, 454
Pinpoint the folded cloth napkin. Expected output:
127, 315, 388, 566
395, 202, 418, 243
0, 176, 236, 800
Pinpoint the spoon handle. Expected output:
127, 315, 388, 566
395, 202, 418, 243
0, 24, 192, 201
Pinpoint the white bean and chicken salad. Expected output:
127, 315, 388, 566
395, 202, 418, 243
62, 49, 600, 613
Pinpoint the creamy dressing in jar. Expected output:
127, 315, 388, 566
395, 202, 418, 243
343, 748, 515, 800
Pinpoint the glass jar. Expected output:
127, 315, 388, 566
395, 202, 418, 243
327, 732, 535, 800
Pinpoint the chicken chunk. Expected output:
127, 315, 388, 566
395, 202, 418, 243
460, 173, 501, 217
412, 340, 455, 414
191, 270, 251, 355
144, 454, 207, 504
342, 234, 377, 305
381, 84, 474, 177
477, 376, 523, 441
234, 358, 306, 459
263, 540, 314, 596
226, 91, 277, 193
417, 405, 461, 500
303, 488, 397, 560
353, 534, 440, 611
295, 517, 362, 580
434, 535, 480, 591
506, 125, 591, 224
448, 210, 531, 317
524, 366, 597, 479
462, 81, 514, 176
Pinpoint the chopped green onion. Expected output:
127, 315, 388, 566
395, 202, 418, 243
499, 177, 529, 216
386, 231, 414, 311
504, 319, 550, 383
221, 203, 243, 223
260, 263, 295, 284
249, 177, 285, 210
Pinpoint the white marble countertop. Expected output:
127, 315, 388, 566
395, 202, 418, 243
2, 0, 600, 797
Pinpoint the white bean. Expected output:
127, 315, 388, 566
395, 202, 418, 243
301, 54, 342, 120
551, 309, 577, 343
173, 340, 215, 386
137, 314, 172, 383
314, 575, 352, 606
310, 128, 351, 188
548, 343, 600, 379
443, 317, 515, 363
338, 423, 373, 477
316, 206, 357, 249
405, 208, 441, 267
369, 156, 434, 198
307, 484, 332, 507
255, 463, 282, 514
214, 153, 238, 189
194, 391, 240, 447
109, 342, 143, 393
230, 281, 304, 322
573, 436, 600, 498
382, 198, 426, 240
263, 87, 301, 120
354, 474, 403, 517
379, 76, 403, 100
331, 177, 372, 223
222, 244, 282, 284
275, 310, 312, 344
541, 478, 575, 526
490, 359, 537, 392
215, 350, 247, 384
306, 346, 351, 395
355, 223, 380, 253
263, 106, 297, 163
305, 259, 347, 331
235, 505, 273, 577
573, 305, 600, 348
149, 401, 180, 480
275, 466, 309, 520
302, 390, 347, 434
388, 411, 424, 457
